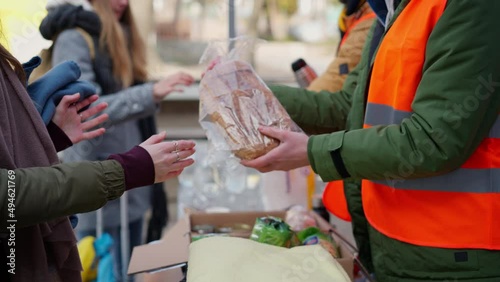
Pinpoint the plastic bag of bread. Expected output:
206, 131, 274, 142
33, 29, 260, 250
199, 37, 302, 160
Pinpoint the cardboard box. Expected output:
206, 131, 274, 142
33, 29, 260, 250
128, 211, 355, 281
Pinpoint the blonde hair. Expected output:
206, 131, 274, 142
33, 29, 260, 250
91, 0, 147, 87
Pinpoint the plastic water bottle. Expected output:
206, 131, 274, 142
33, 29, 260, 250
291, 58, 318, 88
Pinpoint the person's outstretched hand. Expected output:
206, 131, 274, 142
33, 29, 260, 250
139, 131, 196, 183
240, 126, 310, 173
52, 93, 109, 144
152, 72, 195, 103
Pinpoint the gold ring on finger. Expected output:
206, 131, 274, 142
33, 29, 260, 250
173, 141, 179, 152
175, 151, 180, 162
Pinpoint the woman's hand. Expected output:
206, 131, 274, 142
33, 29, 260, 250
139, 132, 196, 183
152, 72, 195, 103
240, 126, 310, 173
52, 93, 109, 144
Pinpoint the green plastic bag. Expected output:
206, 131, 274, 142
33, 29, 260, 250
250, 216, 297, 248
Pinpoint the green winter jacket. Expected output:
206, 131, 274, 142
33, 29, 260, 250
270, 0, 500, 281
0, 160, 125, 232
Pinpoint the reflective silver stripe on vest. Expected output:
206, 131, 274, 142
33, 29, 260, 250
364, 103, 411, 126
365, 103, 500, 138
373, 168, 500, 193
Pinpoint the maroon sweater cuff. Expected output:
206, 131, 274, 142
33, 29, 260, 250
108, 146, 155, 190
47, 121, 73, 152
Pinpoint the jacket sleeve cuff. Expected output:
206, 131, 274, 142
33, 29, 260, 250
100, 160, 126, 201
308, 131, 349, 181
107, 146, 155, 190
46, 121, 73, 151
143, 82, 157, 104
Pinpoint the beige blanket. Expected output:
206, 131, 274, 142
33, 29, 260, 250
187, 236, 350, 282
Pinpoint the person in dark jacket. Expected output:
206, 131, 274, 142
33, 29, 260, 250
0, 41, 196, 282
40, 0, 195, 280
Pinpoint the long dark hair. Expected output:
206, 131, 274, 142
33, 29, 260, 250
0, 24, 26, 82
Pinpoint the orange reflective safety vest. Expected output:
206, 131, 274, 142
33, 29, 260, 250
363, 0, 500, 249
340, 12, 376, 47
322, 11, 376, 223
323, 181, 352, 221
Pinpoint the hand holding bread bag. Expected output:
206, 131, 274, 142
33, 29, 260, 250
199, 38, 302, 160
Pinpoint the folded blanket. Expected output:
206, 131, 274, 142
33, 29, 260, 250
187, 236, 350, 282
24, 56, 96, 124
